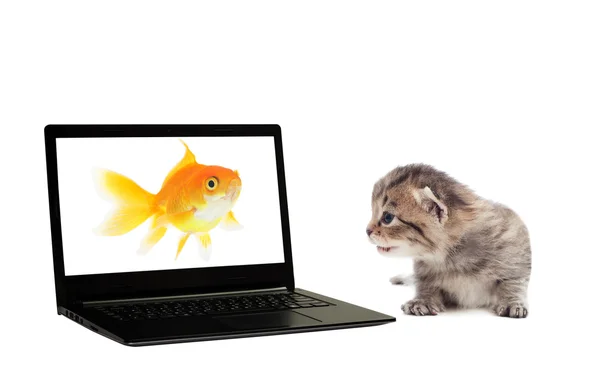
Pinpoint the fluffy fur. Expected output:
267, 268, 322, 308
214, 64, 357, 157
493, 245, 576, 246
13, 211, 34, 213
367, 164, 531, 318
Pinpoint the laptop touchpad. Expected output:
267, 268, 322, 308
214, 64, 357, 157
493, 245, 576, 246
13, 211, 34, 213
216, 311, 321, 330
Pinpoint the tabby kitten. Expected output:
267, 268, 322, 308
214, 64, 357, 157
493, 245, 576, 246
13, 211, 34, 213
367, 164, 531, 318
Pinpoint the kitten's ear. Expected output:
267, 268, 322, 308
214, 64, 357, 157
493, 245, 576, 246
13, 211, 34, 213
414, 186, 448, 224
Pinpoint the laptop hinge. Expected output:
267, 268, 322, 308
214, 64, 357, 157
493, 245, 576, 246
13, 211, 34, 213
81, 286, 288, 306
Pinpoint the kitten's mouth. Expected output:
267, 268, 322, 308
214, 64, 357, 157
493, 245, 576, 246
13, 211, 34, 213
377, 246, 397, 253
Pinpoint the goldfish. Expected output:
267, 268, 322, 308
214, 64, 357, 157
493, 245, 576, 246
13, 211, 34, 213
93, 140, 242, 259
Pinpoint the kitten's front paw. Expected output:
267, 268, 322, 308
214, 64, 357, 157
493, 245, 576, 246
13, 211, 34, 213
401, 299, 444, 316
494, 303, 528, 318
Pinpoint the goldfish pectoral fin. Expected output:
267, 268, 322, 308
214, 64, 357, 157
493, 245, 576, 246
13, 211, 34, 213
160, 140, 197, 189
196, 233, 212, 261
219, 211, 243, 231
137, 226, 167, 255
175, 233, 191, 260
166, 194, 198, 216
95, 206, 154, 236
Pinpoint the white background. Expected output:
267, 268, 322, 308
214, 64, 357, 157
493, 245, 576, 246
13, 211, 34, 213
57, 137, 284, 275
1, 1, 599, 367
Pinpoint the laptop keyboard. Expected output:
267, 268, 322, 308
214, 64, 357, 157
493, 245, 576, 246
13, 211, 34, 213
94, 292, 333, 322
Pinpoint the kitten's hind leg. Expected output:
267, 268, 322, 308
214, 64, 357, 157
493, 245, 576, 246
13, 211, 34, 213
389, 274, 414, 286
493, 278, 529, 318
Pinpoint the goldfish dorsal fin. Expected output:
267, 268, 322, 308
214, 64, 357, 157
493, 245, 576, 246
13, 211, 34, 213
161, 139, 197, 188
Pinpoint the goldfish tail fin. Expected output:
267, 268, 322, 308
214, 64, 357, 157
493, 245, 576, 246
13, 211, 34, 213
93, 168, 154, 205
93, 168, 156, 236
219, 211, 243, 231
95, 206, 155, 236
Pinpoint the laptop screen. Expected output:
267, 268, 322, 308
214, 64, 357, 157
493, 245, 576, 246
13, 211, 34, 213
56, 137, 285, 276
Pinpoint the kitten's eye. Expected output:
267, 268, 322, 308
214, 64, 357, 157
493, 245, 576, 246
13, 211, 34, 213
205, 177, 218, 191
382, 212, 394, 225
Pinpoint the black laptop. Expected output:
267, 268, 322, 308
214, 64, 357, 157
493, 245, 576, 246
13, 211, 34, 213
44, 124, 395, 346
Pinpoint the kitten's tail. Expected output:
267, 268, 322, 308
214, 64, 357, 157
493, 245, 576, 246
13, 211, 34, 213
389, 274, 414, 286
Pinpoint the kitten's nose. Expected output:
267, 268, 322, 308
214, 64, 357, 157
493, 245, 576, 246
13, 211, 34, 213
366, 229, 373, 236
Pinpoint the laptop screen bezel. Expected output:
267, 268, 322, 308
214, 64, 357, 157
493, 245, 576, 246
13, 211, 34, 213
45, 125, 294, 304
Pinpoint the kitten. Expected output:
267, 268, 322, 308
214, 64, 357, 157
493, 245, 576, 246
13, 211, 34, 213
367, 164, 531, 318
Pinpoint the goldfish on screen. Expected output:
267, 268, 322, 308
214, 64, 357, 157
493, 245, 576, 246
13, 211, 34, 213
93, 140, 242, 259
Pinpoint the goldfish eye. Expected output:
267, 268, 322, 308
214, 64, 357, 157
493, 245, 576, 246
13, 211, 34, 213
205, 177, 218, 191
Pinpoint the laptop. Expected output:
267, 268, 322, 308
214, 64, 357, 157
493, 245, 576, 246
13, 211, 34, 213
44, 124, 395, 346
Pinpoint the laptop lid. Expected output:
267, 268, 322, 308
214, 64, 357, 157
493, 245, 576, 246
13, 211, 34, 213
45, 125, 294, 306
